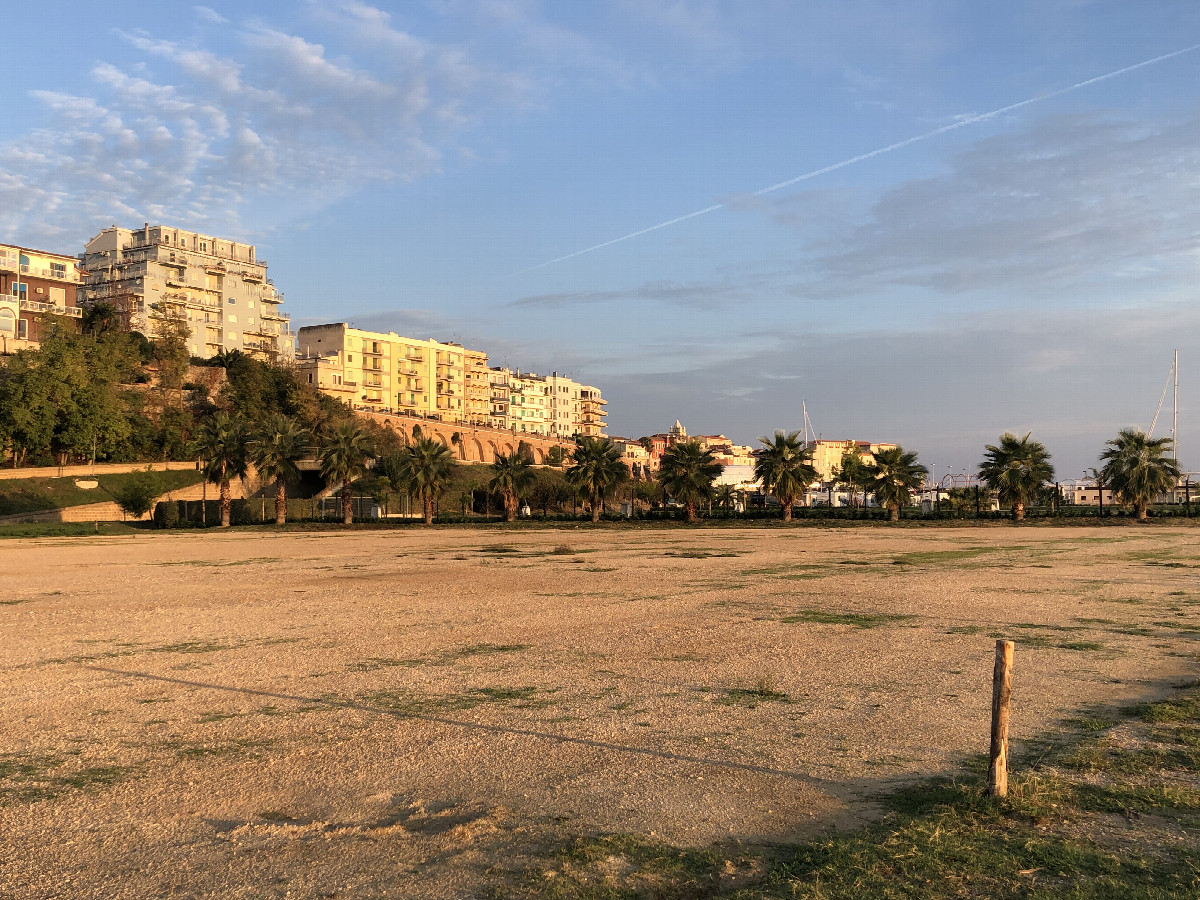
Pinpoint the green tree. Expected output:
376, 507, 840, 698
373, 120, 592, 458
870, 446, 928, 522
835, 450, 873, 508
248, 414, 311, 525
753, 430, 817, 522
111, 471, 162, 520
319, 422, 375, 525
1098, 428, 1180, 522
714, 484, 737, 516
546, 445, 567, 468
191, 411, 249, 527
398, 436, 455, 525
565, 436, 629, 523
657, 439, 723, 524
490, 450, 536, 521
372, 475, 396, 516
978, 432, 1055, 522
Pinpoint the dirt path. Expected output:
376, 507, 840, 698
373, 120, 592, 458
2, 524, 1197, 898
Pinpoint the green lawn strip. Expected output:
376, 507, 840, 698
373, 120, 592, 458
0, 470, 203, 516
495, 683, 1200, 899
0, 522, 145, 539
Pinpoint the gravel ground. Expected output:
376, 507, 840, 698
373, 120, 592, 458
1, 523, 1197, 898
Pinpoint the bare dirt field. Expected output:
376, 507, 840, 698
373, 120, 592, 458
2, 523, 1198, 898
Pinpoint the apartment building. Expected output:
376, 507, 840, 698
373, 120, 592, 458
808, 439, 897, 482
464, 348, 491, 425
543, 372, 606, 439
0, 244, 82, 353
296, 323, 470, 422
77, 224, 292, 360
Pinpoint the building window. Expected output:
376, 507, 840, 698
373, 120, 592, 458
0, 309, 14, 334
17, 319, 28, 339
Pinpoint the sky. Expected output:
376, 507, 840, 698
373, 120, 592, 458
3, 0, 1199, 479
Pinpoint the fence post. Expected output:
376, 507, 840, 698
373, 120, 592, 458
988, 639, 1015, 797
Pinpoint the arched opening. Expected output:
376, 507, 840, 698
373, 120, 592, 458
473, 439, 485, 463
487, 441, 500, 463
533, 447, 545, 464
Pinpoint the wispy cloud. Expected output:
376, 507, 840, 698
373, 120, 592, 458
0, 3, 559, 247
194, 6, 228, 25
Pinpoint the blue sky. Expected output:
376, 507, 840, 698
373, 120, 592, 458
3, 1, 1199, 478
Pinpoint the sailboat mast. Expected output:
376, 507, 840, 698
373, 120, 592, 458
1173, 348, 1178, 462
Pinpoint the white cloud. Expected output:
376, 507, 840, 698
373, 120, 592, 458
194, 6, 228, 25
0, 6, 544, 247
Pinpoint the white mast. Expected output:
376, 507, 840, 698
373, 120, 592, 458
1173, 348, 1178, 462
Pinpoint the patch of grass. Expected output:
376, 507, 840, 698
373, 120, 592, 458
361, 685, 550, 717
1064, 716, 1118, 732
781, 609, 912, 629
476, 546, 521, 555
0, 751, 133, 805
550, 545, 575, 555
720, 674, 791, 708
0, 469, 203, 516
172, 738, 272, 760
348, 642, 529, 671
664, 549, 742, 559
498, 682, 1200, 900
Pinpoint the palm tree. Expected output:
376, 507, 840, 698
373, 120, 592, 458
248, 414, 310, 525
657, 439, 723, 524
398, 436, 455, 525
565, 435, 629, 523
978, 432, 1054, 522
753, 430, 817, 522
319, 423, 376, 525
190, 411, 248, 527
490, 450, 536, 522
870, 446, 927, 522
1098, 428, 1180, 522
714, 484, 737, 517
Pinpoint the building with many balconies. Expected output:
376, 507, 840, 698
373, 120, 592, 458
0, 243, 82, 353
77, 224, 292, 360
296, 323, 472, 422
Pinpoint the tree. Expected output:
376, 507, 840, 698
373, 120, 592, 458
111, 471, 161, 520
565, 436, 629, 523
248, 414, 311, 525
319, 422, 375, 525
191, 411, 249, 527
835, 450, 873, 508
372, 475, 395, 517
546, 445, 566, 468
657, 439, 723, 524
1098, 428, 1180, 522
978, 432, 1054, 522
753, 430, 817, 522
490, 450, 536, 521
870, 446, 928, 522
715, 484, 737, 516
397, 436, 454, 525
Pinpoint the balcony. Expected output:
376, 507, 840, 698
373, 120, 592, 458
19, 299, 82, 318
405, 350, 425, 361
18, 264, 80, 283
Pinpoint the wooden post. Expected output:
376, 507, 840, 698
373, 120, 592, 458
988, 639, 1014, 797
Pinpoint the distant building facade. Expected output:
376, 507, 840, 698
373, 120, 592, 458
0, 243, 82, 353
78, 224, 292, 360
296, 323, 470, 422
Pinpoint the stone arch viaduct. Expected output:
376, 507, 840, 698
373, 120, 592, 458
356, 410, 575, 465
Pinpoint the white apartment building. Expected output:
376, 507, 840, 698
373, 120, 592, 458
78, 224, 292, 360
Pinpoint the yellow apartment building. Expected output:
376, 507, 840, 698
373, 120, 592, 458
296, 323, 469, 422
0, 244, 82, 353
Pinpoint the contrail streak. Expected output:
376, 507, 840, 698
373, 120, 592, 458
512, 42, 1200, 276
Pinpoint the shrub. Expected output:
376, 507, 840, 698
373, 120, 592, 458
112, 473, 161, 519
